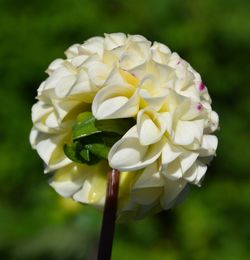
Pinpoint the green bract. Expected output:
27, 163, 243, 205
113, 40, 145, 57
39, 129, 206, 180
64, 112, 135, 165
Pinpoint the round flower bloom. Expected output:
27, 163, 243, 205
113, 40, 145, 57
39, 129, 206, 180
30, 33, 219, 221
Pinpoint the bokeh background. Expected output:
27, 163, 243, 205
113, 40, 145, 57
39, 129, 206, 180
0, 0, 250, 259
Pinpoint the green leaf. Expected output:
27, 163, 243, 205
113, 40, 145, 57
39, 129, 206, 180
64, 142, 102, 165
63, 143, 82, 163
72, 112, 135, 141
72, 112, 101, 140
79, 148, 90, 162
65, 111, 136, 166
95, 118, 135, 135
85, 143, 110, 160
79, 147, 101, 165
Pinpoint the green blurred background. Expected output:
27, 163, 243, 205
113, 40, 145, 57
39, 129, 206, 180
0, 0, 250, 259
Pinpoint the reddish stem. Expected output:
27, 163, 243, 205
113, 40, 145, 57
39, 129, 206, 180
97, 169, 120, 260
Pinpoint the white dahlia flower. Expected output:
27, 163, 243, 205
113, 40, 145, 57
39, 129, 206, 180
30, 33, 219, 221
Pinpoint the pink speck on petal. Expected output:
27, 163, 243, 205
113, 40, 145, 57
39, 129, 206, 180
197, 103, 203, 111
199, 82, 205, 91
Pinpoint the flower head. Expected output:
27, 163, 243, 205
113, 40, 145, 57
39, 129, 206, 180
30, 33, 219, 221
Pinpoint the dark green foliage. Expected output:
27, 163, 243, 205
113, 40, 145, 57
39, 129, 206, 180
64, 112, 134, 165
0, 0, 250, 259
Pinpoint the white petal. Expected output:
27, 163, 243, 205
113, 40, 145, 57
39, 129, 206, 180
127, 34, 149, 42
160, 177, 187, 209
120, 41, 150, 70
119, 68, 140, 87
139, 77, 170, 110
151, 42, 171, 54
44, 65, 74, 91
35, 135, 59, 165
137, 109, 166, 145
73, 181, 92, 203
73, 161, 109, 205
88, 61, 111, 86
108, 126, 164, 171
173, 97, 190, 121
65, 43, 81, 58
92, 84, 139, 119
29, 127, 39, 148
177, 86, 200, 102
37, 81, 46, 96
199, 135, 218, 157
51, 98, 83, 121
82, 36, 104, 57
174, 119, 204, 146
183, 161, 207, 185
32, 101, 51, 120
71, 70, 92, 94
71, 55, 89, 67
49, 163, 85, 197
165, 90, 187, 113
180, 101, 203, 121
147, 61, 175, 84
151, 42, 171, 64
162, 112, 173, 135
35, 132, 71, 170
104, 67, 126, 86
46, 59, 64, 75
109, 137, 147, 171
168, 52, 181, 68
96, 96, 129, 116
45, 112, 60, 128
44, 156, 72, 173
140, 90, 168, 110
162, 158, 182, 180
179, 151, 199, 173
161, 142, 181, 165
133, 162, 163, 189
132, 187, 163, 205
32, 102, 54, 132
104, 33, 127, 50
208, 111, 219, 133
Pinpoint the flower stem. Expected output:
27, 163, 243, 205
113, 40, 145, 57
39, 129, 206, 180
97, 168, 120, 260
